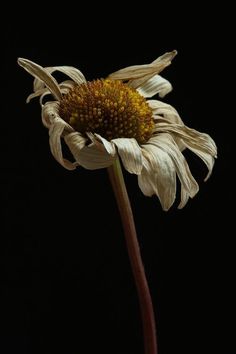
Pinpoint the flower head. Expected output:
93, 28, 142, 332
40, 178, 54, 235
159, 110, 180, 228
18, 51, 217, 210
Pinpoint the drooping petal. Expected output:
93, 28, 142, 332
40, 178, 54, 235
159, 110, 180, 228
26, 88, 50, 104
147, 134, 199, 208
33, 66, 86, 92
108, 50, 177, 87
48, 117, 77, 170
17, 58, 62, 101
137, 156, 156, 197
41, 101, 60, 128
112, 138, 143, 175
182, 141, 215, 181
27, 80, 75, 106
138, 145, 177, 210
64, 132, 87, 163
178, 188, 190, 209
137, 74, 173, 98
153, 123, 217, 180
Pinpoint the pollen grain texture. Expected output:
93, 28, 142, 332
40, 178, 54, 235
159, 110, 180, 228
59, 79, 154, 143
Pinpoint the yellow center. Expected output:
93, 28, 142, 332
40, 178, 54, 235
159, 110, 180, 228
59, 79, 154, 143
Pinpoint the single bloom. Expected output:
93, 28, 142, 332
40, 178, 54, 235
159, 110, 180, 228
18, 51, 217, 210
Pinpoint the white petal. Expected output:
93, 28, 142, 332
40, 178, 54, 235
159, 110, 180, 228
137, 156, 156, 197
42, 101, 60, 128
26, 88, 50, 103
74, 139, 116, 170
42, 102, 74, 133
109, 64, 160, 80
128, 51, 177, 89
178, 189, 190, 209
108, 50, 177, 85
112, 138, 143, 175
49, 117, 77, 170
148, 100, 184, 125
59, 80, 76, 90
27, 80, 75, 106
182, 141, 216, 181
153, 123, 217, 180
148, 134, 199, 205
137, 74, 173, 98
64, 132, 87, 161
94, 133, 116, 156
33, 66, 86, 92
17, 58, 62, 100
138, 145, 176, 210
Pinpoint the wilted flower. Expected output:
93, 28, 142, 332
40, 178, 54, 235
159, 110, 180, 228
18, 51, 217, 210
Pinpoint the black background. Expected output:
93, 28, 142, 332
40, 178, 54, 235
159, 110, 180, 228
1, 4, 234, 354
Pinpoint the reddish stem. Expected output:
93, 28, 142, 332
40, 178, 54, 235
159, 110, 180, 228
107, 158, 158, 354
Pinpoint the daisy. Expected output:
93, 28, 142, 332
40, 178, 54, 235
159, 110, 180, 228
18, 51, 217, 354
18, 51, 216, 211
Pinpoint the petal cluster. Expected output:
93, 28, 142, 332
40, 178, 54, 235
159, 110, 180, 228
18, 51, 217, 210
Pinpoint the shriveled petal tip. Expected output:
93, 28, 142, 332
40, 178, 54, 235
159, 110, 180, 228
108, 50, 177, 82
109, 50, 177, 90
152, 50, 177, 65
18, 58, 62, 101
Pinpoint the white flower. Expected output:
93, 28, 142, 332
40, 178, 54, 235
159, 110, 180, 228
18, 51, 217, 210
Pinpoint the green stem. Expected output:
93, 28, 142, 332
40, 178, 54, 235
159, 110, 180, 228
107, 158, 158, 354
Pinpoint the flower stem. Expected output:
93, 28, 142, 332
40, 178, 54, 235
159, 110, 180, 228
107, 158, 158, 354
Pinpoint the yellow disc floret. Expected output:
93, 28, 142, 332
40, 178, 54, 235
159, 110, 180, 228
59, 79, 154, 143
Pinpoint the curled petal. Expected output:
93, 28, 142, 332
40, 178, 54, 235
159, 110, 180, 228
27, 80, 75, 106
182, 141, 215, 181
33, 66, 86, 92
112, 138, 143, 174
41, 102, 60, 128
17, 58, 62, 100
26, 88, 49, 104
64, 132, 87, 163
148, 100, 184, 125
73, 139, 116, 170
137, 74, 173, 98
41, 102, 73, 134
49, 117, 78, 170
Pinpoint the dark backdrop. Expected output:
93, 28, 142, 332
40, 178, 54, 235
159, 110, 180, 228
1, 4, 234, 354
